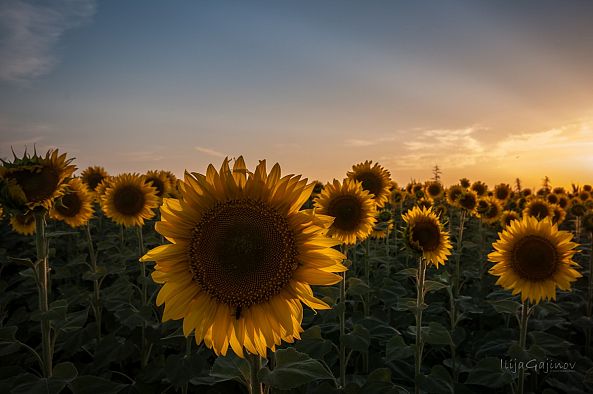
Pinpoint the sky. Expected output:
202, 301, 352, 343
1, 0, 592, 189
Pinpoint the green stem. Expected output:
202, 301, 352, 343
415, 256, 427, 394
517, 302, 530, 394
34, 210, 52, 378
137, 226, 148, 367
247, 353, 263, 394
85, 224, 101, 341
586, 234, 593, 355
339, 245, 349, 389
454, 210, 466, 297
181, 337, 192, 394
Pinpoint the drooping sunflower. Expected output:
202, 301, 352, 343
402, 206, 452, 267
80, 166, 109, 194
347, 161, 391, 208
141, 157, 346, 358
314, 178, 377, 245
500, 210, 520, 228
569, 198, 587, 217
0, 149, 76, 212
100, 173, 159, 227
458, 190, 478, 213
10, 212, 36, 235
523, 198, 554, 220
145, 170, 174, 199
49, 178, 94, 228
446, 185, 464, 206
488, 216, 581, 304
494, 183, 512, 203
371, 210, 394, 239
479, 197, 503, 225
552, 205, 566, 225
425, 181, 444, 201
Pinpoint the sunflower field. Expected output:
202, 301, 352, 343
1, 150, 592, 394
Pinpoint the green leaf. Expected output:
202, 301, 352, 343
0, 326, 17, 341
210, 352, 250, 386
488, 299, 521, 315
258, 348, 334, 390
348, 277, 370, 296
422, 322, 453, 346
385, 335, 414, 362
424, 280, 447, 293
53, 362, 78, 382
465, 357, 514, 388
396, 268, 417, 277
69, 375, 128, 394
342, 324, 370, 353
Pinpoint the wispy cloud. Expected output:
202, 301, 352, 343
119, 151, 164, 163
194, 146, 225, 158
345, 136, 397, 147
0, 0, 95, 82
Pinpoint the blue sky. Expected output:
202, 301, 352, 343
1, 0, 593, 187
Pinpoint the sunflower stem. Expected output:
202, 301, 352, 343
415, 256, 427, 394
137, 226, 148, 368
85, 224, 102, 341
517, 302, 530, 394
454, 209, 466, 297
34, 210, 53, 378
339, 245, 349, 389
181, 337, 192, 394
247, 353, 263, 394
586, 234, 593, 355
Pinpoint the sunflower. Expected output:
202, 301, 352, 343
50, 178, 94, 228
552, 206, 566, 225
371, 210, 394, 239
145, 170, 174, 198
584, 184, 592, 192
95, 177, 112, 200
141, 157, 346, 358
494, 183, 512, 202
100, 173, 159, 227
10, 212, 36, 235
479, 197, 502, 225
523, 198, 554, 220
390, 188, 405, 205
446, 185, 464, 206
569, 199, 587, 217
553, 187, 565, 195
500, 210, 520, 228
402, 206, 452, 267
578, 191, 591, 203
346, 161, 391, 208
471, 181, 488, 197
546, 193, 559, 205
488, 216, 581, 304
0, 149, 76, 212
425, 181, 444, 200
557, 195, 569, 209
476, 198, 490, 215
80, 166, 109, 193
459, 178, 471, 188
458, 190, 478, 212
314, 178, 377, 245
521, 188, 532, 197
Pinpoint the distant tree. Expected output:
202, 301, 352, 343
542, 176, 551, 190
432, 165, 441, 182
515, 178, 522, 192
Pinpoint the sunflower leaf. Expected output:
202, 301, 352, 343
258, 348, 334, 390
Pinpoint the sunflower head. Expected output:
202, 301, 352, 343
446, 185, 464, 206
346, 160, 391, 208
314, 178, 377, 245
50, 178, 94, 228
523, 198, 554, 221
425, 181, 444, 200
476, 198, 490, 214
583, 184, 592, 192
557, 195, 569, 209
458, 190, 478, 212
578, 191, 591, 203
488, 216, 581, 304
390, 188, 405, 205
145, 170, 174, 198
521, 188, 532, 198
402, 206, 452, 267
10, 211, 36, 235
494, 184, 512, 202
500, 210, 520, 228
371, 210, 394, 239
552, 206, 566, 225
100, 173, 159, 227
552, 187, 565, 195
546, 193, 559, 205
0, 149, 76, 213
569, 199, 587, 217
80, 166, 109, 193
471, 181, 488, 197
459, 178, 471, 188
141, 157, 346, 358
479, 197, 502, 225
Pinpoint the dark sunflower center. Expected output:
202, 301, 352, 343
427, 184, 441, 197
511, 235, 558, 281
355, 171, 383, 197
459, 194, 477, 210
411, 220, 441, 252
86, 173, 105, 191
55, 192, 82, 217
189, 199, 298, 309
113, 185, 145, 215
529, 203, 549, 219
547, 194, 558, 204
146, 177, 165, 197
495, 188, 509, 200
449, 189, 462, 201
11, 166, 60, 203
485, 204, 499, 219
327, 195, 363, 231
476, 200, 489, 213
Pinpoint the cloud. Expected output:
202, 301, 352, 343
194, 146, 225, 158
0, 0, 95, 82
119, 151, 164, 162
344, 136, 397, 147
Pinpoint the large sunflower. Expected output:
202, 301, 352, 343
10, 212, 36, 235
314, 178, 377, 245
140, 157, 346, 358
523, 198, 554, 220
346, 160, 391, 208
50, 178, 94, 228
100, 173, 159, 227
402, 206, 452, 267
488, 216, 581, 304
80, 166, 109, 194
0, 149, 76, 212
